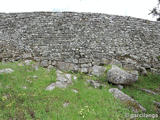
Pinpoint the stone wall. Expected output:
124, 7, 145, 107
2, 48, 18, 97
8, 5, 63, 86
0, 12, 160, 73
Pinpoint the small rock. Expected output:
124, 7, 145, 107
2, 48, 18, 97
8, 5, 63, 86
22, 86, 27, 89
73, 76, 77, 80
33, 75, 38, 79
24, 60, 32, 65
87, 80, 102, 88
109, 88, 146, 113
47, 65, 54, 70
153, 101, 160, 108
107, 65, 138, 85
18, 63, 24, 66
91, 65, 106, 76
72, 89, 78, 93
80, 68, 88, 73
23, 53, 32, 59
0, 68, 14, 74
140, 88, 157, 95
117, 85, 123, 90
40, 60, 48, 67
63, 102, 69, 107
32, 64, 39, 71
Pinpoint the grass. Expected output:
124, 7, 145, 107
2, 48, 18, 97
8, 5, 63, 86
122, 73, 160, 115
0, 62, 132, 120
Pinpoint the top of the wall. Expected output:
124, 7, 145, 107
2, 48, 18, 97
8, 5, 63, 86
0, 11, 158, 23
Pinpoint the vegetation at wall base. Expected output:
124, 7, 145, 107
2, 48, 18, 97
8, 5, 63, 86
0, 62, 159, 120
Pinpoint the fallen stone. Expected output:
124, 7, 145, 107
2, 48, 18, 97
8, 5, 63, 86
91, 65, 106, 76
0, 68, 14, 74
107, 65, 138, 85
32, 64, 39, 71
153, 101, 160, 115
22, 86, 27, 89
109, 88, 146, 113
24, 60, 32, 66
117, 85, 124, 90
73, 76, 77, 80
153, 101, 160, 108
18, 63, 24, 66
40, 60, 49, 67
47, 65, 54, 70
140, 88, 157, 95
33, 75, 38, 79
87, 80, 103, 88
72, 89, 78, 93
46, 70, 73, 90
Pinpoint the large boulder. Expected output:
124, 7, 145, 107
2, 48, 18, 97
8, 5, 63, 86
91, 65, 106, 76
107, 65, 138, 85
109, 88, 146, 113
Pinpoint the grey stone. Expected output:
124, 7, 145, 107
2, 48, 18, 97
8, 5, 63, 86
140, 88, 157, 95
57, 62, 78, 71
0, 68, 14, 74
107, 65, 138, 85
72, 89, 78, 93
139, 67, 147, 76
23, 53, 32, 59
111, 59, 122, 67
33, 75, 38, 79
91, 65, 106, 76
0, 12, 160, 74
80, 68, 88, 73
109, 88, 146, 113
40, 60, 48, 67
117, 85, 124, 90
24, 60, 32, 66
46, 70, 73, 90
63, 102, 69, 107
86, 80, 102, 88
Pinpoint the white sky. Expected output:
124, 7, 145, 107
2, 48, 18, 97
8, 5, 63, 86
0, 0, 158, 21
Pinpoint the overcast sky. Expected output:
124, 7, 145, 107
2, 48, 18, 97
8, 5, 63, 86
0, 0, 158, 21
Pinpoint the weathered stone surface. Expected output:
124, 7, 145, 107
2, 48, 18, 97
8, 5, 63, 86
0, 12, 160, 73
109, 88, 146, 113
80, 68, 88, 73
140, 88, 157, 95
72, 89, 78, 93
40, 60, 49, 67
91, 65, 106, 76
86, 80, 103, 88
0, 68, 14, 74
117, 85, 124, 90
23, 53, 32, 59
56, 62, 78, 71
107, 65, 138, 85
46, 70, 73, 90
111, 59, 122, 67
24, 60, 32, 66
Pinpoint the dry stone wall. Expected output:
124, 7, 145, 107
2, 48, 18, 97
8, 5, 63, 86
0, 12, 160, 73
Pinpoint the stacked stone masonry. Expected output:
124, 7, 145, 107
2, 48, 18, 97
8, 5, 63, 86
0, 12, 160, 73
